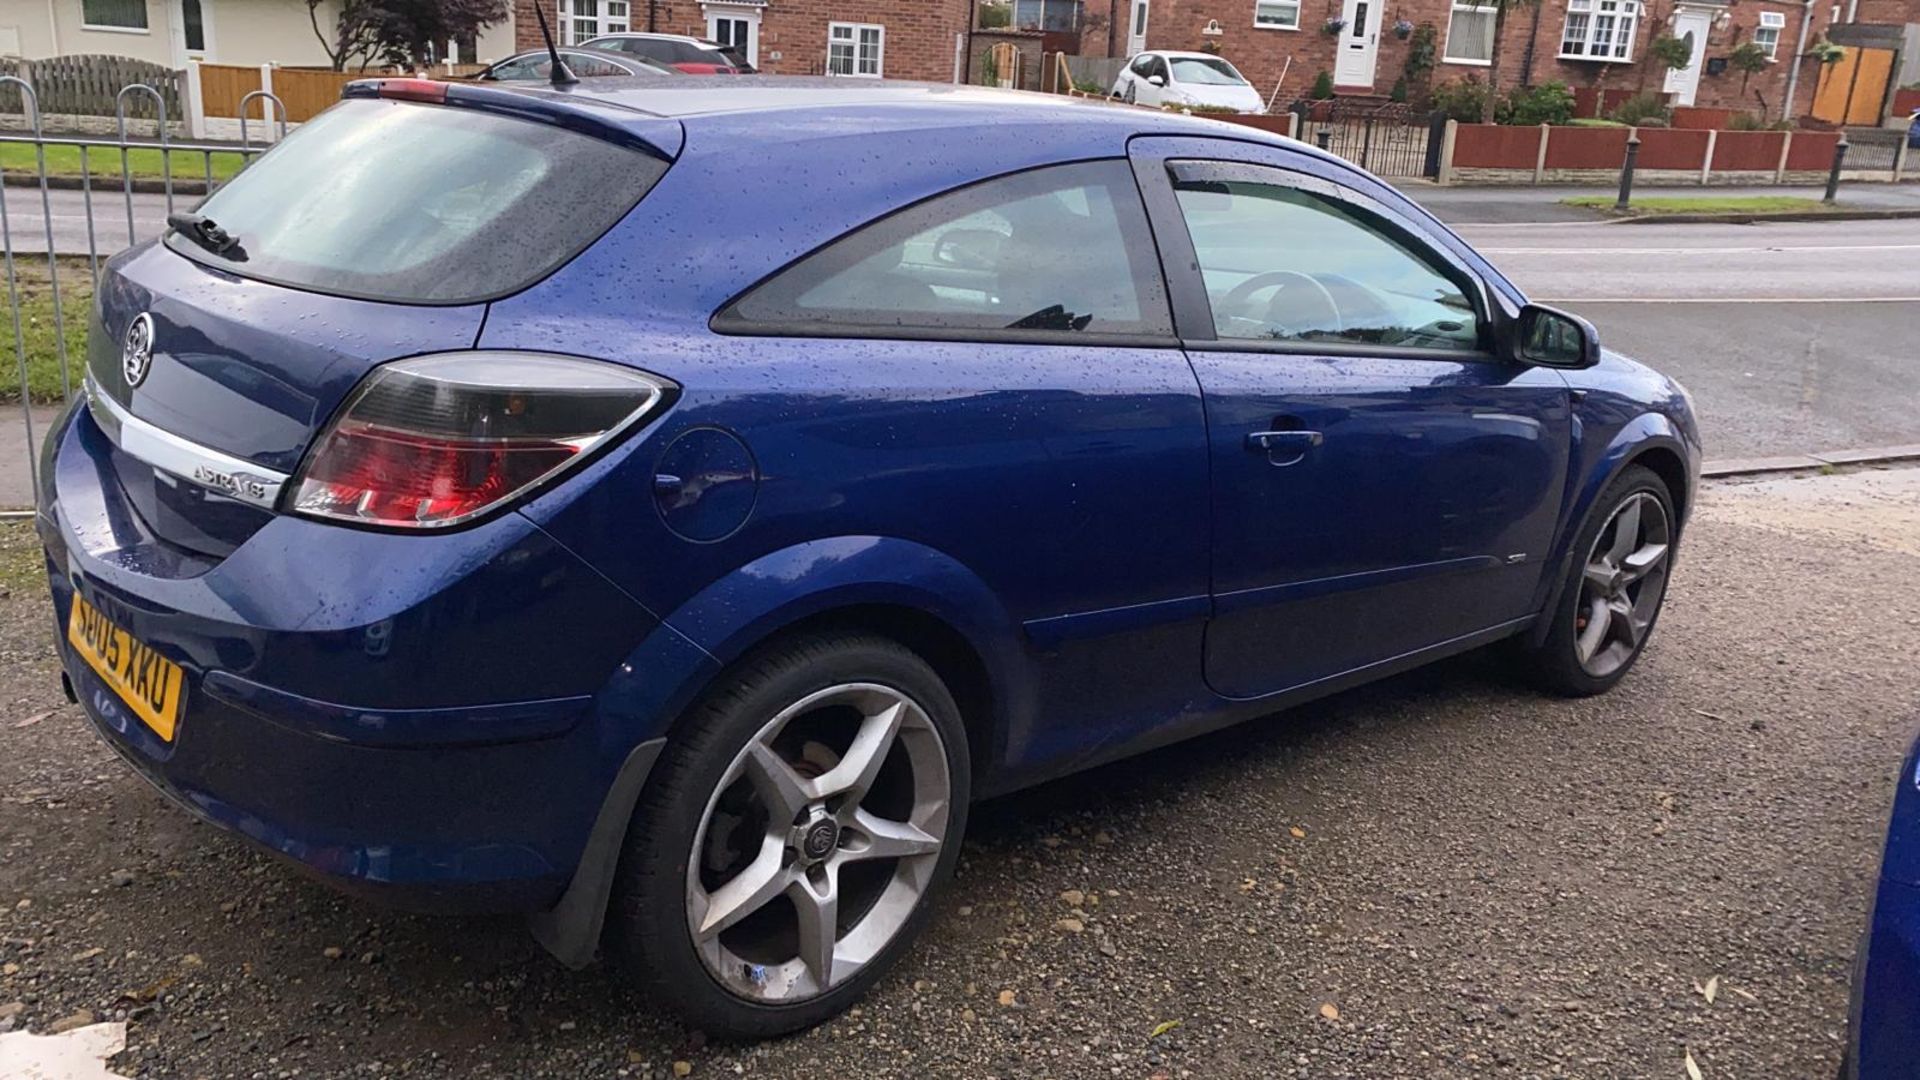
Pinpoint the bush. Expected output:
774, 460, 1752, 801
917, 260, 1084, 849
1610, 90, 1670, 127
1500, 81, 1576, 125
979, 1, 1011, 28
1311, 70, 1335, 99
1390, 76, 1408, 103
1429, 75, 1490, 122
1648, 34, 1693, 71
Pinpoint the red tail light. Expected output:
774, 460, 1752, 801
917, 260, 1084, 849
289, 353, 671, 529
377, 78, 450, 103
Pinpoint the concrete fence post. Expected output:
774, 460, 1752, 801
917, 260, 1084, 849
259, 63, 275, 101
1776, 130, 1793, 184
1895, 136, 1910, 181
1700, 128, 1716, 186
1286, 110, 1299, 140
1437, 118, 1458, 185
1534, 124, 1550, 184
182, 59, 207, 141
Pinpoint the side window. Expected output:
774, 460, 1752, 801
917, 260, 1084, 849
1131, 55, 1155, 75
1149, 57, 1170, 80
1172, 172, 1483, 352
487, 56, 541, 80
719, 160, 1172, 339
564, 53, 630, 76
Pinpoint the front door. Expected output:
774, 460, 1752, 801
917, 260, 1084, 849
706, 7, 758, 66
1333, 0, 1381, 87
1128, 0, 1150, 57
1131, 139, 1571, 699
1663, 9, 1711, 106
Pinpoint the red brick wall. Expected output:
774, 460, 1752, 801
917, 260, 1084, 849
1140, 0, 1830, 119
513, 0, 971, 81
1850, 0, 1920, 24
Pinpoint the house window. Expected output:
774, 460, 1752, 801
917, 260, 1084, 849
182, 0, 204, 50
1560, 0, 1638, 61
1754, 11, 1784, 59
81, 0, 147, 30
828, 22, 884, 77
1013, 0, 1083, 31
1443, 1, 1497, 63
1253, 0, 1300, 29
560, 0, 629, 45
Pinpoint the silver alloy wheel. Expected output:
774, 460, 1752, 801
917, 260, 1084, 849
685, 682, 950, 1003
1574, 491, 1672, 677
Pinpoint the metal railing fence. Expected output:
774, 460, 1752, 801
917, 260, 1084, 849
0, 79, 284, 508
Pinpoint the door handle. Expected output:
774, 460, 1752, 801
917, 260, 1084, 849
1245, 429, 1323, 466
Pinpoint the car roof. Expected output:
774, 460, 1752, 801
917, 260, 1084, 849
497, 74, 1244, 123
1144, 50, 1235, 60
498, 44, 670, 69
586, 31, 719, 46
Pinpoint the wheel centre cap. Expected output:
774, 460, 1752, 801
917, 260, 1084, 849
797, 814, 839, 863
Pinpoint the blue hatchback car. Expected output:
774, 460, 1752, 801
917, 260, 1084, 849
37, 75, 1700, 1036
1847, 729, 1920, 1077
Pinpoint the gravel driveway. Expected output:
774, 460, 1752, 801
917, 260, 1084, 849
3, 466, 1916, 1079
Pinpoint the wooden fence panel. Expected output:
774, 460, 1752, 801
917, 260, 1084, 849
0, 54, 182, 121
197, 62, 262, 119
272, 68, 359, 122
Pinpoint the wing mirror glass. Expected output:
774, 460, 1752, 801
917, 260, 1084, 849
1515, 303, 1600, 368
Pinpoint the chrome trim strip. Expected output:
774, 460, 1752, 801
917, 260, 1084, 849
84, 376, 289, 510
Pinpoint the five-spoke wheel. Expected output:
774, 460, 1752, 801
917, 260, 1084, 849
609, 634, 968, 1038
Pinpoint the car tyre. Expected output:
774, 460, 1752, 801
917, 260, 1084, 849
607, 632, 970, 1038
1515, 464, 1676, 697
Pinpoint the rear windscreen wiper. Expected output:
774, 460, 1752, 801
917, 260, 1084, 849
167, 212, 243, 258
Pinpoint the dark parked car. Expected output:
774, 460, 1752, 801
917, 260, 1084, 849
39, 75, 1700, 1038
474, 45, 676, 81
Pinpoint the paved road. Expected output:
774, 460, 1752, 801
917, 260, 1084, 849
1451, 216, 1920, 459
3, 466, 1915, 1077
0, 186, 173, 257
1411, 180, 1920, 225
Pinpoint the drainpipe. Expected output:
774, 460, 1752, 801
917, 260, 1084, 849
647, 0, 656, 32
1782, 0, 1816, 121
1520, 0, 1544, 87
965, 0, 978, 79
45, 0, 60, 55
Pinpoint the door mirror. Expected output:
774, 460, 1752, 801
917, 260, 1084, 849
1147, 74, 1167, 87
1514, 303, 1600, 368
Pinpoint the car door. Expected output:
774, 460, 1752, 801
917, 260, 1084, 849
1130, 138, 1571, 700
1139, 56, 1170, 106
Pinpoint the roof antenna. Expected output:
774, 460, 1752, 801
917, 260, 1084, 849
533, 1, 578, 87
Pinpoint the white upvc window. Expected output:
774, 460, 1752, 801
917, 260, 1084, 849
828, 22, 885, 77
560, 0, 630, 44
1753, 11, 1785, 59
1253, 0, 1301, 30
1559, 0, 1638, 61
1442, 1, 1497, 64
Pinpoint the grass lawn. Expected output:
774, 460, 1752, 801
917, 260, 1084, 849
0, 143, 249, 184
0, 257, 92, 404
0, 519, 45, 594
1561, 195, 1830, 214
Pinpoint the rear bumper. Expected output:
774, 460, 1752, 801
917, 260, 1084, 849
38, 402, 676, 913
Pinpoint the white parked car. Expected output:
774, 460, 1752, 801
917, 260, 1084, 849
1111, 51, 1266, 114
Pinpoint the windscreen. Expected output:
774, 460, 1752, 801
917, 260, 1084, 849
165, 98, 667, 304
1169, 57, 1247, 85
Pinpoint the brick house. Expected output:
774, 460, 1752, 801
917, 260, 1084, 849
1121, 0, 1843, 118
512, 0, 972, 80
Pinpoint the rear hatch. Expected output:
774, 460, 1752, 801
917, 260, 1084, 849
82, 90, 670, 556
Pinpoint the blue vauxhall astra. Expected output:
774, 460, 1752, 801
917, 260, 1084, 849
37, 74, 1700, 1037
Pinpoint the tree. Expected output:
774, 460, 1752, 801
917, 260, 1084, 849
1477, 0, 1542, 123
307, 0, 509, 72
1727, 41, 1768, 97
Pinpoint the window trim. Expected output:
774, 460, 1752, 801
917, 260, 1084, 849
559, 0, 631, 46
1157, 158, 1501, 362
1441, 0, 1497, 66
827, 20, 885, 78
1253, 0, 1302, 31
710, 158, 1179, 348
1557, 0, 1640, 63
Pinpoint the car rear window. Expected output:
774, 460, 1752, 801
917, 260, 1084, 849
165, 98, 667, 304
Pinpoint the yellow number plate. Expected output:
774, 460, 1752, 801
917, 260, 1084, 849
67, 593, 186, 741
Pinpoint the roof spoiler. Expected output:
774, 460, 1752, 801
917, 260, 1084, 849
340, 79, 684, 161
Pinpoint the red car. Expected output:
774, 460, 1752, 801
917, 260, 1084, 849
584, 32, 752, 74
